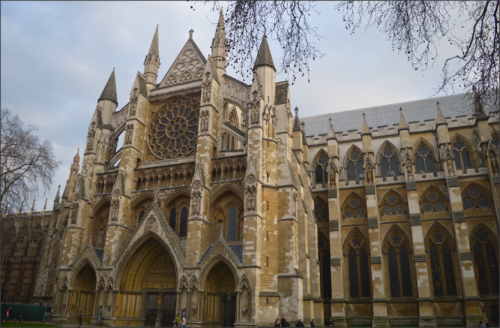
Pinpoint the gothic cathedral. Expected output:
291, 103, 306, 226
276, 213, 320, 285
2, 10, 499, 328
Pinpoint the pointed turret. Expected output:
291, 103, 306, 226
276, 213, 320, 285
144, 25, 161, 90
293, 107, 301, 132
62, 182, 69, 200
253, 35, 275, 71
67, 148, 80, 201
211, 8, 227, 72
98, 69, 118, 105
436, 101, 446, 125
398, 107, 409, 130
361, 113, 370, 135
327, 118, 336, 139
301, 121, 307, 145
30, 199, 36, 215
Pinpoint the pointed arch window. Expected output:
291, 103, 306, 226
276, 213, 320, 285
346, 232, 371, 298
314, 196, 329, 222
342, 194, 367, 219
380, 192, 406, 216
380, 146, 400, 179
227, 206, 238, 241
318, 234, 332, 299
169, 208, 177, 232
347, 150, 364, 182
452, 139, 473, 170
462, 185, 491, 210
427, 226, 457, 296
471, 227, 499, 295
385, 230, 414, 297
179, 207, 188, 237
421, 189, 448, 213
492, 135, 499, 147
415, 144, 436, 174
138, 210, 146, 224
314, 152, 329, 186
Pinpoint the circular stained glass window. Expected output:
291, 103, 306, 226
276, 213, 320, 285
477, 197, 489, 208
463, 198, 475, 209
467, 187, 480, 198
318, 156, 328, 165
427, 192, 438, 202
350, 152, 360, 161
435, 201, 447, 212
422, 202, 433, 212
432, 231, 444, 243
314, 202, 324, 211
387, 195, 398, 205
349, 198, 360, 208
382, 205, 393, 216
356, 208, 367, 217
475, 229, 489, 242
320, 212, 329, 221
383, 147, 394, 157
417, 146, 430, 156
394, 204, 405, 215
148, 97, 199, 160
344, 209, 354, 218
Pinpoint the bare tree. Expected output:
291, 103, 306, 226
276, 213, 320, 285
191, 1, 499, 111
1, 108, 61, 214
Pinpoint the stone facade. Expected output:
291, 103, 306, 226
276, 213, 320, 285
2, 11, 499, 327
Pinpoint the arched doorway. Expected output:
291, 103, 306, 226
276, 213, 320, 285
116, 237, 177, 327
70, 264, 96, 317
203, 261, 236, 327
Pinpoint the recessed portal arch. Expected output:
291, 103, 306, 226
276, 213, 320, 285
70, 262, 97, 317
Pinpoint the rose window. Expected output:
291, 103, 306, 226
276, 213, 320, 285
148, 97, 199, 160
380, 192, 406, 216
314, 197, 329, 222
462, 185, 490, 210
421, 189, 448, 213
343, 195, 367, 218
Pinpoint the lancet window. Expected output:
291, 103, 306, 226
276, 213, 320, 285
420, 188, 448, 214
414, 143, 436, 174
462, 185, 491, 210
451, 137, 473, 171
342, 193, 367, 219
470, 226, 499, 295
345, 230, 371, 298
314, 196, 329, 222
426, 225, 457, 296
380, 144, 400, 179
314, 150, 329, 187
385, 228, 414, 297
493, 135, 499, 147
318, 233, 332, 299
346, 149, 364, 182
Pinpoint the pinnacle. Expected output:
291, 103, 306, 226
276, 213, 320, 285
74, 148, 80, 161
398, 107, 408, 130
293, 106, 301, 131
98, 69, 118, 105
327, 118, 336, 139
361, 113, 370, 134
148, 25, 159, 56
253, 35, 275, 71
436, 101, 446, 124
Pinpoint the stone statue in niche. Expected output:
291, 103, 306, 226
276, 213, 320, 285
444, 144, 455, 176
191, 191, 201, 216
202, 72, 212, 102
364, 156, 374, 184
86, 122, 96, 151
96, 227, 105, 247
70, 202, 79, 224
124, 124, 134, 145
245, 185, 256, 211
200, 110, 209, 133
129, 87, 139, 117
403, 147, 413, 180
328, 161, 338, 188
110, 199, 120, 222
217, 225, 224, 239
490, 152, 498, 175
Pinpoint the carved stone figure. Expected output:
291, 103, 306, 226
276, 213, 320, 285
217, 225, 224, 239
245, 185, 257, 211
86, 122, 96, 151
110, 199, 120, 222
129, 87, 139, 117
96, 228, 105, 247
200, 110, 209, 133
191, 191, 201, 216
203, 72, 212, 102
125, 124, 134, 145
328, 161, 338, 188
70, 202, 79, 224
364, 156, 374, 184
146, 215, 156, 227
403, 147, 414, 180
490, 153, 498, 175
444, 144, 455, 175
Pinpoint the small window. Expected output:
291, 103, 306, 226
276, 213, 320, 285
169, 208, 177, 232
380, 146, 399, 178
266, 257, 269, 267
138, 210, 146, 224
346, 150, 363, 182
493, 136, 500, 147
179, 207, 188, 237
452, 138, 473, 171
266, 201, 269, 210
415, 144, 436, 173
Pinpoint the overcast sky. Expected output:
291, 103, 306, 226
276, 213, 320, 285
1, 1, 462, 211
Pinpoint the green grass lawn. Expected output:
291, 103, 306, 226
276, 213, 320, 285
1, 323, 61, 327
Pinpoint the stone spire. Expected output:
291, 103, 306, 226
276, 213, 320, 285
68, 148, 80, 201
211, 8, 227, 71
144, 25, 161, 88
293, 106, 301, 131
30, 199, 35, 215
253, 35, 275, 71
436, 101, 446, 125
398, 107, 409, 130
327, 118, 336, 139
361, 113, 370, 135
98, 68, 118, 105
301, 121, 307, 145
54, 185, 61, 204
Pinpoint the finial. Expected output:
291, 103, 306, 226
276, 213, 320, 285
437, 101, 441, 109
189, 29, 194, 39
399, 107, 403, 112
301, 120, 305, 127
363, 113, 366, 117
329, 118, 332, 122
295, 106, 299, 113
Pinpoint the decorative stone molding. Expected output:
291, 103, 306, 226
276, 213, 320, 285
410, 214, 422, 226
365, 185, 375, 195
459, 252, 472, 260
414, 254, 426, 262
329, 220, 339, 231
371, 256, 381, 264
453, 210, 466, 223
368, 217, 378, 229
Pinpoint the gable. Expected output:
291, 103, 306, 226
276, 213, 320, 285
159, 39, 207, 88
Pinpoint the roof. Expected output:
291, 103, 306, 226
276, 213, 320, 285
302, 92, 496, 137
98, 69, 118, 105
253, 36, 275, 71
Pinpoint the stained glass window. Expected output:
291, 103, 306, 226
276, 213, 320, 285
380, 146, 400, 178
381, 192, 406, 216
454, 150, 462, 169
169, 208, 177, 232
486, 241, 499, 294
471, 226, 499, 295
474, 243, 489, 295
348, 248, 359, 297
322, 249, 332, 298
415, 144, 436, 173
452, 138, 473, 170
314, 153, 328, 186
348, 162, 356, 181
381, 157, 389, 177
388, 246, 400, 297
314, 197, 329, 222
400, 245, 413, 297
416, 157, 425, 173
390, 156, 399, 175
315, 164, 324, 183
179, 207, 188, 237
347, 150, 363, 182
421, 189, 448, 213
430, 244, 443, 296
138, 210, 146, 224
442, 243, 457, 296
227, 206, 237, 241
493, 136, 500, 147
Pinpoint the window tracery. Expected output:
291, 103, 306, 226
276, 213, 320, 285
451, 137, 473, 170
380, 191, 407, 216
379, 144, 400, 179
342, 193, 367, 219
470, 226, 499, 295
462, 185, 491, 210
426, 225, 457, 296
345, 230, 371, 298
179, 207, 188, 237
384, 228, 414, 297
346, 148, 364, 182
314, 150, 329, 186
414, 142, 437, 174
493, 135, 499, 147
148, 97, 199, 160
318, 233, 332, 299
420, 188, 448, 214
314, 196, 329, 222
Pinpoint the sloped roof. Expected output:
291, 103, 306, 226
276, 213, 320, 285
302, 92, 495, 137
